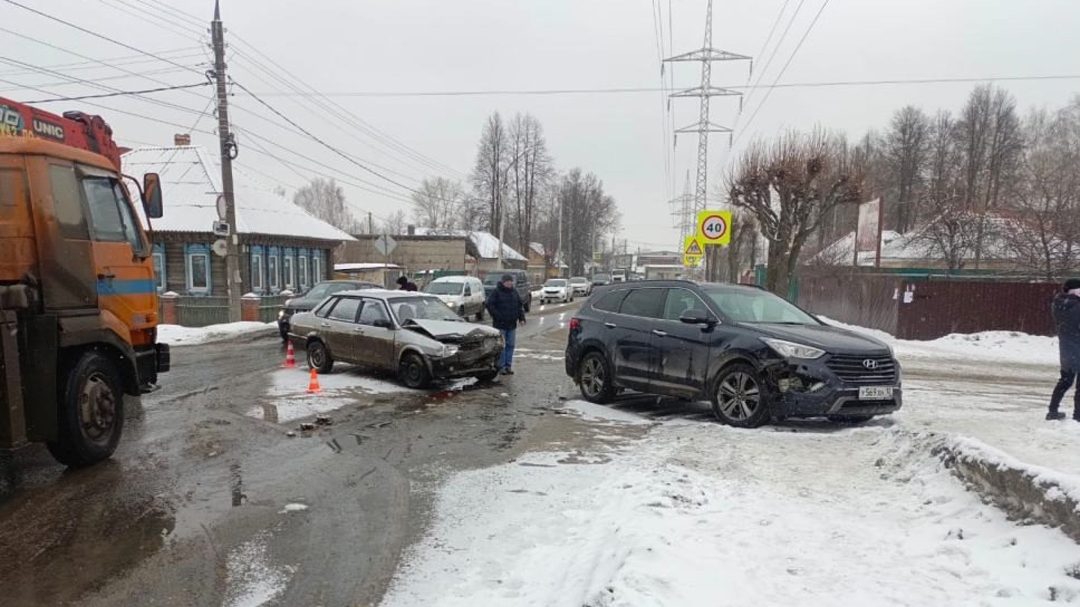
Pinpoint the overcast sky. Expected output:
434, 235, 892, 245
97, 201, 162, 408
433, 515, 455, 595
4, 0, 1079, 251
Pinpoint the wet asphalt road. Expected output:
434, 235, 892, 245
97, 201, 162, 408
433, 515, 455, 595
0, 300, 586, 607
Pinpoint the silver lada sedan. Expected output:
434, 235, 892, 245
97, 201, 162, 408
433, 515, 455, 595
288, 290, 504, 388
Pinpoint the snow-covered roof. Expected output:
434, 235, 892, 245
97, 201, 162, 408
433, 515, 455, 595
529, 242, 546, 257
412, 227, 527, 261
335, 262, 402, 271
879, 213, 1026, 262
123, 146, 356, 242
810, 230, 902, 266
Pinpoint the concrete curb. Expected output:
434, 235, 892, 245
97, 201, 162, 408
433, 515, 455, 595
934, 437, 1080, 543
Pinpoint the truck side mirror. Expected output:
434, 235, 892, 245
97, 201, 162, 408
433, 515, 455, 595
142, 173, 163, 219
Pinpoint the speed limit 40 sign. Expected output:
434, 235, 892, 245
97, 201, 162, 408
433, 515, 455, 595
697, 210, 732, 245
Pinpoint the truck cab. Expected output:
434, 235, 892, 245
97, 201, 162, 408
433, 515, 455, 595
0, 97, 169, 467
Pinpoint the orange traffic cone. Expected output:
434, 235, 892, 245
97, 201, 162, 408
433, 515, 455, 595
283, 341, 297, 368
307, 367, 322, 394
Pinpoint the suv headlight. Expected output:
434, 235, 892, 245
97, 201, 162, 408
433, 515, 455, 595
278, 310, 286, 320
761, 338, 825, 360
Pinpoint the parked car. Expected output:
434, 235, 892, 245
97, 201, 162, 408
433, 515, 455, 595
424, 275, 486, 321
565, 280, 902, 428
540, 279, 573, 304
591, 273, 612, 287
289, 291, 504, 388
278, 280, 380, 339
569, 276, 591, 297
482, 270, 532, 312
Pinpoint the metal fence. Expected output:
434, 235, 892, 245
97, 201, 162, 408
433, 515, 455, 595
254, 295, 289, 323
796, 269, 1059, 340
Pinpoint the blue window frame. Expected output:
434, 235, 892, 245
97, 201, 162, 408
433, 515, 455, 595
185, 243, 211, 295
250, 245, 265, 294
313, 250, 324, 283
283, 247, 296, 290
152, 242, 165, 293
268, 246, 280, 292
298, 250, 309, 290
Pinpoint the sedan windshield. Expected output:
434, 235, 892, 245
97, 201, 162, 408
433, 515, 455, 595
390, 296, 463, 323
570, 277, 587, 284
545, 280, 567, 287
702, 287, 820, 325
424, 282, 464, 296
593, 274, 610, 281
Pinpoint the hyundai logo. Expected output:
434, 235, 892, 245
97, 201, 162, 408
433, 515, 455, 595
862, 359, 879, 370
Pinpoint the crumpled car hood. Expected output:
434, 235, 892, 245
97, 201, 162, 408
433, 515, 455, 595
403, 319, 500, 342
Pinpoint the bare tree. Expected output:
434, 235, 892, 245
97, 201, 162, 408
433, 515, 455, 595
728, 129, 864, 296
293, 178, 359, 232
506, 113, 554, 255
883, 105, 931, 232
411, 177, 464, 230
557, 169, 620, 275
380, 209, 407, 235
470, 112, 508, 236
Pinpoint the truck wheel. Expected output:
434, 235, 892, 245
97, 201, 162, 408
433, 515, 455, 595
399, 353, 431, 389
47, 351, 125, 467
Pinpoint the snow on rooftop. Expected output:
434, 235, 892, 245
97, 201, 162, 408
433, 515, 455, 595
810, 230, 902, 266
412, 227, 527, 261
123, 146, 356, 243
334, 262, 402, 271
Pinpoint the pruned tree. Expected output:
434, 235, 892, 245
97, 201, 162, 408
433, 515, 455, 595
411, 177, 464, 230
293, 178, 359, 232
728, 129, 864, 296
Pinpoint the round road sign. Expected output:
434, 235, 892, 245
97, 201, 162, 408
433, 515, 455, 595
700, 214, 729, 242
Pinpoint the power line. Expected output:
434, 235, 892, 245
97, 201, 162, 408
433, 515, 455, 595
1, 0, 204, 77
230, 79, 424, 196
750, 0, 791, 81
740, 0, 806, 109
95, 0, 206, 42
24, 82, 209, 103
0, 44, 202, 77
233, 74, 1080, 99
0, 65, 193, 93
736, 0, 832, 146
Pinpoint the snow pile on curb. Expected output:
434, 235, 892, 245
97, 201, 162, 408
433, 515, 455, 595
943, 434, 1080, 542
158, 322, 274, 346
819, 317, 1059, 366
382, 425, 1080, 606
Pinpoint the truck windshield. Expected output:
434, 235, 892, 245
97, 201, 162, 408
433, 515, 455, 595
425, 282, 464, 295
81, 176, 147, 256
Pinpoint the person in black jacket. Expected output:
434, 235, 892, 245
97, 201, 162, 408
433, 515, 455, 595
1048, 278, 1080, 421
396, 275, 418, 292
485, 274, 526, 374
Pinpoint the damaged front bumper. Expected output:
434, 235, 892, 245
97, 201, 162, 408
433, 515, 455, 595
763, 358, 903, 418
428, 343, 503, 379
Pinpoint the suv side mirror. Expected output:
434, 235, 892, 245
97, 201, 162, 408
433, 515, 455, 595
680, 309, 716, 327
142, 173, 163, 219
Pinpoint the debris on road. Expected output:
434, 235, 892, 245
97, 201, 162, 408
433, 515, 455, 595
315, 415, 333, 426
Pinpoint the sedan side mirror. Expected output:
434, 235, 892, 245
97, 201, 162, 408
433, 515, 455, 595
680, 310, 717, 327
372, 319, 394, 330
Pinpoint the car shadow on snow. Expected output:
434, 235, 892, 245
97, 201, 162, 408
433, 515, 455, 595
596, 392, 897, 434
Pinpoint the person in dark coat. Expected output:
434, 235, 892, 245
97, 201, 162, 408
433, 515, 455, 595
396, 275, 418, 292
485, 274, 526, 374
1048, 278, 1080, 421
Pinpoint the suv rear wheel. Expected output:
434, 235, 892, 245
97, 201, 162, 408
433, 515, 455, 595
711, 363, 771, 428
578, 351, 615, 404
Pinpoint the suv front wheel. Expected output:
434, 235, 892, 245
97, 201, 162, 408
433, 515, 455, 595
710, 363, 771, 428
577, 351, 615, 404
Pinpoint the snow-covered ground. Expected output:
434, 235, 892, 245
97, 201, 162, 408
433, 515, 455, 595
158, 321, 274, 346
249, 364, 410, 423
381, 321, 1080, 607
382, 417, 1080, 606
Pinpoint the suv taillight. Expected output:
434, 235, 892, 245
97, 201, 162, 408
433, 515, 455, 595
569, 318, 581, 332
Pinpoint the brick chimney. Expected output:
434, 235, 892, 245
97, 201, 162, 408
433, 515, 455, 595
407, 225, 416, 236
174, 133, 192, 146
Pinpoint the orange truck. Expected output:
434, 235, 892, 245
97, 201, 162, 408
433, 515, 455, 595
0, 96, 170, 466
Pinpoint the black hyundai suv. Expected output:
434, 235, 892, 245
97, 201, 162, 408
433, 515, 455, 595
565, 280, 902, 427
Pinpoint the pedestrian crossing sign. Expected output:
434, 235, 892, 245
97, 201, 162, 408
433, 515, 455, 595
684, 236, 704, 257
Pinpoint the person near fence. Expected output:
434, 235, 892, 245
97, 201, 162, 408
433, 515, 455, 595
1047, 278, 1080, 421
485, 274, 526, 375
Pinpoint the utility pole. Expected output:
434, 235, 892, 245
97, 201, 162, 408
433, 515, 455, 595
664, 0, 750, 280
211, 0, 241, 321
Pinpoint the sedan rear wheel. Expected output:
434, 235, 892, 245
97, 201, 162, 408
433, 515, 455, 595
578, 351, 615, 404
711, 363, 771, 428
307, 341, 334, 374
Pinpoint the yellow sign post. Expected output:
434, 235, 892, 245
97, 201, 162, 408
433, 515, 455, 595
697, 210, 732, 245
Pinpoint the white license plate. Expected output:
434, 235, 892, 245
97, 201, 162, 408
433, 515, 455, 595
859, 386, 894, 400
